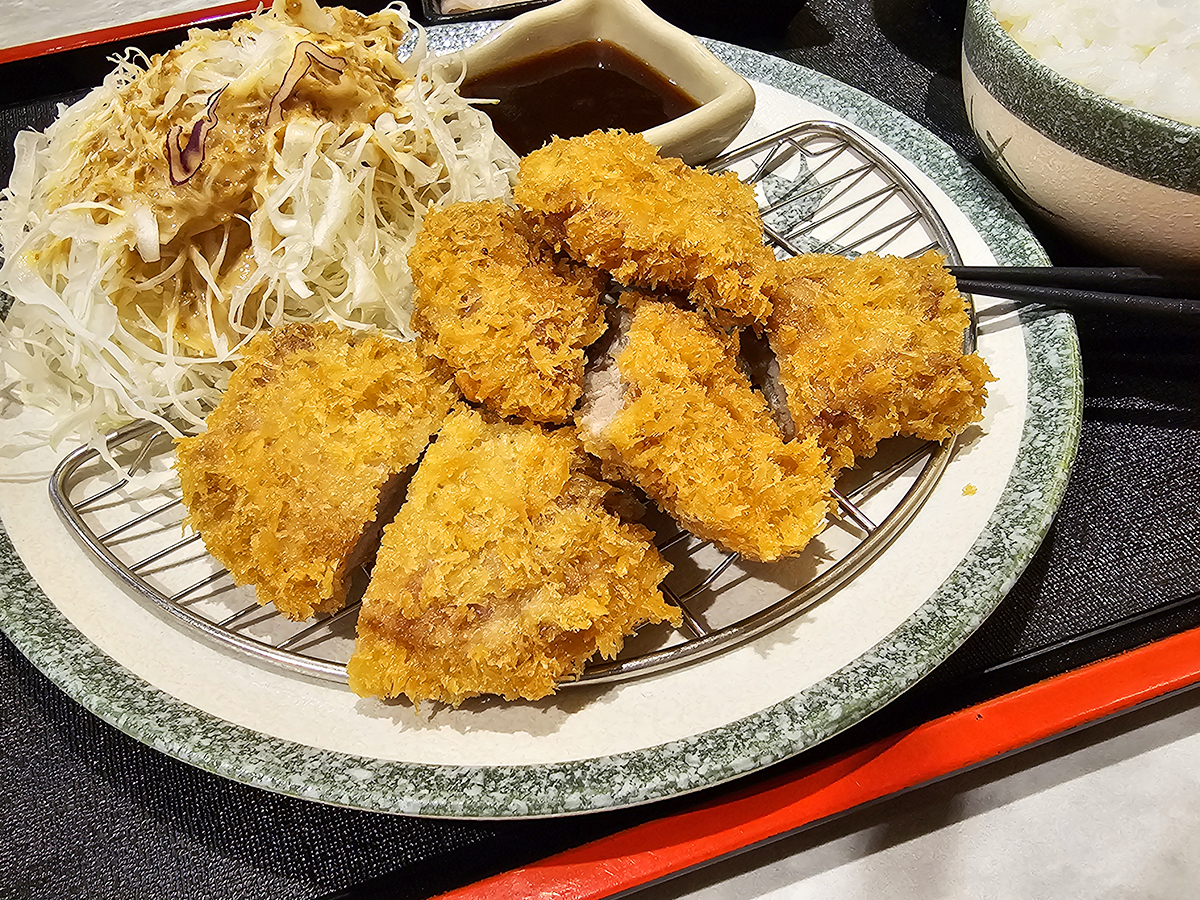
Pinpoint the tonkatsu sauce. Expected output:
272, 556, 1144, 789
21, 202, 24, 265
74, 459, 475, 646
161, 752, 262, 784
463, 40, 701, 156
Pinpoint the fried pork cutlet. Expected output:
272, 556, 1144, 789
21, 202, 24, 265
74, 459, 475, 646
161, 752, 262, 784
348, 406, 679, 706
514, 130, 776, 325
408, 199, 607, 423
765, 251, 995, 473
577, 294, 832, 563
176, 322, 457, 621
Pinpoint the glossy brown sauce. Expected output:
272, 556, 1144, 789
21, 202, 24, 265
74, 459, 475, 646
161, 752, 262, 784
463, 40, 701, 156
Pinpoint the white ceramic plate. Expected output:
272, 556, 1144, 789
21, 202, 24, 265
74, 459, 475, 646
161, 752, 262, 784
0, 32, 1080, 818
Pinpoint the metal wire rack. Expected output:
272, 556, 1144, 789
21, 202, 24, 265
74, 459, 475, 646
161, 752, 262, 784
49, 120, 970, 686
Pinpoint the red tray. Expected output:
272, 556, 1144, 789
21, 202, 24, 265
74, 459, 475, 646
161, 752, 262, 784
435, 625, 1200, 898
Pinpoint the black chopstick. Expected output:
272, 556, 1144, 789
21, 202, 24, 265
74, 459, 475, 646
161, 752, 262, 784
949, 266, 1199, 296
953, 280, 1200, 316
947, 266, 1200, 316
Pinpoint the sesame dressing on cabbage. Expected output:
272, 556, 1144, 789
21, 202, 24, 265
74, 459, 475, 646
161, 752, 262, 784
0, 0, 516, 451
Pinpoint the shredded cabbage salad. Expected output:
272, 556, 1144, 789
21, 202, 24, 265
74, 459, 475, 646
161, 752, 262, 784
0, 0, 516, 453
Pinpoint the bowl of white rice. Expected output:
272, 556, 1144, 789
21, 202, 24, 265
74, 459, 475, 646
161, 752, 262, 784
962, 0, 1200, 269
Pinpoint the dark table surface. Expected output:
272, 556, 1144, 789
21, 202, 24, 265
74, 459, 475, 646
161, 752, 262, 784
3, 1, 1199, 898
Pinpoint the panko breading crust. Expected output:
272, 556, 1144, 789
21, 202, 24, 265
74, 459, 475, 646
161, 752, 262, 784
514, 130, 776, 325
408, 199, 607, 423
766, 251, 995, 472
348, 406, 679, 706
175, 322, 457, 620
578, 296, 832, 563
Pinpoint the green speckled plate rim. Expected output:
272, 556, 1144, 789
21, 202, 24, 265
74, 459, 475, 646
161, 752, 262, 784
0, 32, 1081, 819
962, 0, 1200, 194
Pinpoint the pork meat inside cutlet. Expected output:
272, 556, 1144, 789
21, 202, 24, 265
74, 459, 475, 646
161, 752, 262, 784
348, 406, 679, 706
175, 322, 457, 621
408, 199, 607, 423
765, 251, 995, 473
514, 129, 776, 326
577, 293, 832, 563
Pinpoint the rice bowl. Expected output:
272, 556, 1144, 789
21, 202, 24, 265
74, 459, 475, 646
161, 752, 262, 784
962, 0, 1200, 269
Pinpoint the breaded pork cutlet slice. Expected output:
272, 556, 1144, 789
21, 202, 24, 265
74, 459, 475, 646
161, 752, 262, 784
176, 322, 457, 621
408, 199, 607, 423
576, 294, 832, 563
514, 130, 776, 325
765, 251, 995, 473
348, 406, 679, 706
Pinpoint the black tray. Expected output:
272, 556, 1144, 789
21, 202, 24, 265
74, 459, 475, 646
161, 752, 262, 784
2, 2, 1198, 898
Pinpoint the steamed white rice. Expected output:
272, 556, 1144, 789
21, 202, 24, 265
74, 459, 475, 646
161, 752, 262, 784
990, 0, 1200, 127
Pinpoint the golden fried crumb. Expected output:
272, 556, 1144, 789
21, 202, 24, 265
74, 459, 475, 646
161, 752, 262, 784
514, 130, 776, 324
408, 199, 607, 423
175, 322, 457, 620
766, 251, 994, 472
348, 406, 678, 706
578, 295, 832, 562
